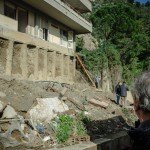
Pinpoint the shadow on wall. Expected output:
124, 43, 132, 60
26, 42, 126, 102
83, 115, 132, 150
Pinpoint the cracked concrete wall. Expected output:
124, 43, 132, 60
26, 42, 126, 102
0, 37, 75, 84
0, 38, 8, 74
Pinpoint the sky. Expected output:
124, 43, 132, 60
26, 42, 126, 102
135, 0, 150, 3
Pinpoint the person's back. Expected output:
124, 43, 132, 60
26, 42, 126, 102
116, 84, 121, 95
121, 82, 128, 97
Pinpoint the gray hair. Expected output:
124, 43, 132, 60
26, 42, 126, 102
132, 71, 150, 112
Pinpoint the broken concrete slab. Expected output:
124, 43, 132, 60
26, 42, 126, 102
28, 97, 69, 123
2, 105, 17, 119
0, 120, 27, 147
89, 99, 109, 109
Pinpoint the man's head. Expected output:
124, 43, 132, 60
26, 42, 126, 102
118, 82, 121, 85
132, 71, 150, 122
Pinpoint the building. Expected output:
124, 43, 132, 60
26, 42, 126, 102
0, 0, 92, 84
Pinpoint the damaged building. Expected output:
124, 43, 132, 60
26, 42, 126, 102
0, 0, 92, 84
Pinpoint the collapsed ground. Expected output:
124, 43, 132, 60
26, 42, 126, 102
0, 74, 137, 149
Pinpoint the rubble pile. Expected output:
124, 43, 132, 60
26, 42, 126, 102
0, 101, 58, 149
0, 97, 89, 149
0, 76, 136, 149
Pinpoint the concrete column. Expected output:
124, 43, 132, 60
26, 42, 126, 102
60, 54, 64, 77
34, 48, 39, 80
52, 51, 56, 79
20, 44, 28, 79
5, 41, 14, 75
73, 57, 76, 77
43, 50, 47, 80
67, 56, 70, 80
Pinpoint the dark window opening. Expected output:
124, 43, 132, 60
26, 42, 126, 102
18, 8, 27, 33
43, 28, 48, 41
4, 1, 16, 19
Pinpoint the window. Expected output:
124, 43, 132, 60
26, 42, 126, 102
43, 28, 48, 41
60, 29, 68, 47
68, 31, 73, 49
4, 1, 16, 19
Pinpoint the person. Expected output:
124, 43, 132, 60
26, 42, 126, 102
95, 76, 100, 89
121, 81, 128, 107
115, 82, 121, 105
128, 71, 150, 150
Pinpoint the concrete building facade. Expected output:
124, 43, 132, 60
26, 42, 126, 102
0, 0, 92, 84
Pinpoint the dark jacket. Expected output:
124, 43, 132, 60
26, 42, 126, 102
128, 120, 150, 150
121, 84, 128, 97
115, 84, 121, 95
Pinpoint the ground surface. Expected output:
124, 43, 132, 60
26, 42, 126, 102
0, 75, 137, 150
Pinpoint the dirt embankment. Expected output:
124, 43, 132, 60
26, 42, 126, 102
0, 75, 136, 149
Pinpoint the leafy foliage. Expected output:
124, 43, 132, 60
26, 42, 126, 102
77, 0, 150, 86
56, 115, 74, 143
54, 114, 87, 143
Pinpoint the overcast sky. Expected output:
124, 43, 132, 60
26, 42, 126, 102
135, 0, 150, 3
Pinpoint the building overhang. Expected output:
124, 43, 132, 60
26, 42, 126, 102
63, 0, 92, 13
22, 0, 92, 34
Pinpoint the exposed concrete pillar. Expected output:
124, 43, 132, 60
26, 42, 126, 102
73, 57, 76, 77
20, 44, 28, 79
43, 50, 47, 80
61, 54, 64, 77
34, 48, 39, 80
67, 56, 70, 80
6, 41, 14, 75
52, 51, 56, 79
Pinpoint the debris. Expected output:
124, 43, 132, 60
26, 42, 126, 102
0, 120, 27, 147
67, 97, 85, 111
81, 88, 88, 93
28, 97, 69, 122
2, 105, 17, 119
89, 98, 109, 109
58, 86, 67, 100
94, 97, 111, 104
0, 101, 6, 112
43, 136, 50, 142
35, 123, 46, 134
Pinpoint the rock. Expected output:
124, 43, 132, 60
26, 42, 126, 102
2, 105, 17, 119
28, 97, 69, 122
0, 101, 6, 112
0, 91, 6, 98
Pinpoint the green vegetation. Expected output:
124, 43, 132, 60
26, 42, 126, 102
53, 113, 87, 143
77, 0, 150, 87
56, 115, 74, 143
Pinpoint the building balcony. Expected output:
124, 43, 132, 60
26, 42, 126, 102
63, 0, 92, 13
22, 0, 92, 34
0, 14, 18, 31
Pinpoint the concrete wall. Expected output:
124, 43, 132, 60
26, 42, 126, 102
0, 33, 75, 84
0, 14, 18, 31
